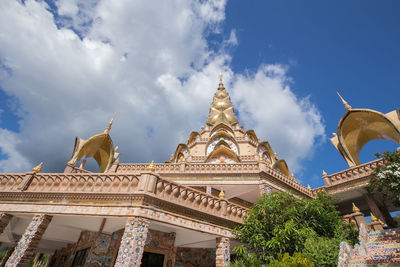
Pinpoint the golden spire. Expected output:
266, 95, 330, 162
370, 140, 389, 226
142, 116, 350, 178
337, 92, 352, 111
307, 184, 311, 190
322, 170, 327, 177
352, 202, 360, 213
104, 113, 116, 134
32, 162, 43, 173
219, 188, 225, 198
206, 73, 238, 126
370, 212, 378, 222
146, 160, 155, 172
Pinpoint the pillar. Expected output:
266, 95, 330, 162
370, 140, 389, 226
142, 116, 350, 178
5, 214, 52, 267
377, 202, 396, 228
365, 194, 385, 222
216, 237, 230, 267
353, 212, 367, 230
114, 217, 149, 267
0, 214, 13, 234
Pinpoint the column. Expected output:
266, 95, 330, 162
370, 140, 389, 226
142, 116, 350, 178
216, 237, 230, 267
365, 194, 385, 222
377, 202, 396, 228
5, 214, 52, 267
114, 217, 149, 267
0, 214, 13, 234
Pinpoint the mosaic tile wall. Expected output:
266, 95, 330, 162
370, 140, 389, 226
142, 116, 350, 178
338, 224, 400, 266
175, 248, 216, 267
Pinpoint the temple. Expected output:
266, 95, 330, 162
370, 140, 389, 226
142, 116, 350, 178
0, 75, 399, 266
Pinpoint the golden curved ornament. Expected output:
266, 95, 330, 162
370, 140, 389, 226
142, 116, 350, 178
246, 130, 258, 143
257, 141, 275, 163
67, 133, 115, 173
330, 109, 400, 167
187, 131, 200, 144
206, 145, 240, 163
272, 159, 291, 177
172, 143, 189, 163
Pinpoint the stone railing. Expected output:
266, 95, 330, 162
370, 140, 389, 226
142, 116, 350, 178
260, 163, 313, 197
0, 173, 26, 191
116, 162, 313, 197
26, 173, 140, 193
152, 174, 247, 223
323, 159, 384, 187
117, 162, 261, 174
0, 171, 247, 224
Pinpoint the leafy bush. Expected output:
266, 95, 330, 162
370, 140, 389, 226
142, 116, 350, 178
233, 191, 358, 266
267, 252, 314, 267
369, 148, 400, 207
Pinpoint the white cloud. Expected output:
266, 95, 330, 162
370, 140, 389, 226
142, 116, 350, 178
0, 0, 324, 174
231, 65, 326, 172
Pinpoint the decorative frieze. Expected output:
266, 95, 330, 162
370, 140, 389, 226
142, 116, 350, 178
114, 217, 149, 267
5, 214, 52, 266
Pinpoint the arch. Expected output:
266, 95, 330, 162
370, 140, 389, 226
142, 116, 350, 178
257, 141, 275, 163
246, 130, 258, 143
67, 133, 115, 173
331, 109, 400, 166
187, 131, 200, 144
206, 145, 240, 163
210, 122, 235, 137
172, 143, 189, 163
272, 160, 291, 177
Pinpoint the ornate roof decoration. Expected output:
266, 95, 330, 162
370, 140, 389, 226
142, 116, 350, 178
272, 159, 291, 177
67, 116, 117, 173
352, 202, 360, 213
206, 73, 238, 127
146, 161, 155, 172
32, 162, 43, 173
330, 107, 400, 167
337, 92, 352, 111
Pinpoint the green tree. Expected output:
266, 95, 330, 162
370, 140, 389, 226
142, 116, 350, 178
368, 148, 400, 207
233, 191, 358, 266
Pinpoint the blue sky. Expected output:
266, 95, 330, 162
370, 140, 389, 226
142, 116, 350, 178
0, 0, 399, 188
219, 0, 400, 186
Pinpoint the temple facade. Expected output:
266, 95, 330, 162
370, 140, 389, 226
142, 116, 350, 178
0, 75, 399, 267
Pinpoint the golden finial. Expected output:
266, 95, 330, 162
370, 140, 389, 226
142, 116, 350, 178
337, 92, 352, 111
322, 170, 327, 177
219, 189, 225, 198
219, 71, 223, 83
352, 203, 360, 213
32, 162, 43, 173
146, 160, 155, 172
307, 184, 311, 190
370, 212, 378, 222
104, 113, 116, 134
378, 218, 385, 226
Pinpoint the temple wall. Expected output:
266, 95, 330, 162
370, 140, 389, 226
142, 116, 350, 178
175, 248, 216, 267
49, 228, 176, 267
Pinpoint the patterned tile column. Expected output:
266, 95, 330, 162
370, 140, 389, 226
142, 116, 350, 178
216, 237, 230, 267
0, 213, 13, 235
114, 217, 149, 267
5, 214, 52, 267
